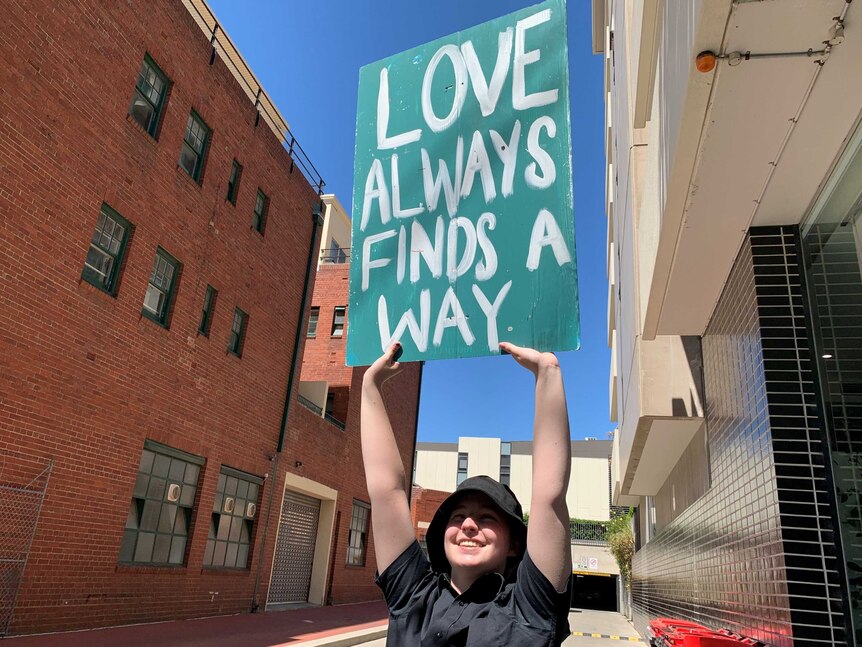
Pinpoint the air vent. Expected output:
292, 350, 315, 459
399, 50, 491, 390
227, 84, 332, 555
246, 502, 257, 519
167, 483, 181, 503
223, 497, 235, 514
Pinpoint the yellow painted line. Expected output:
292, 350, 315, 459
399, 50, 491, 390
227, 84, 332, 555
570, 631, 644, 642
572, 570, 614, 577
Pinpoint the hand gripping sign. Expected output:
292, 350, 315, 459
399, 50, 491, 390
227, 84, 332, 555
347, 0, 579, 366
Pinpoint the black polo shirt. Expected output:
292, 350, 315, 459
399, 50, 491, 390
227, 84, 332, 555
375, 541, 570, 646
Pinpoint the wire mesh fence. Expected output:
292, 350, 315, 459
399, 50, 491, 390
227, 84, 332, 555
570, 521, 610, 545
0, 453, 52, 636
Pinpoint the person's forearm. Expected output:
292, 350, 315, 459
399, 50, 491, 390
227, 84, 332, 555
531, 362, 571, 506
499, 343, 572, 589
361, 378, 407, 499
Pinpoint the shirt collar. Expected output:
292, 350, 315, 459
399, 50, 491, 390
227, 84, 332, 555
438, 570, 506, 603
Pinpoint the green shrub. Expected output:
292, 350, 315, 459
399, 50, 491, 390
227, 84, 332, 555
606, 508, 634, 589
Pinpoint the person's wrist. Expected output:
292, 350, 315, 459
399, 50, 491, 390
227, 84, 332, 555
537, 354, 560, 375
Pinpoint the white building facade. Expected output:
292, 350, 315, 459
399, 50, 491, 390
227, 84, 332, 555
595, 0, 861, 644
413, 437, 612, 521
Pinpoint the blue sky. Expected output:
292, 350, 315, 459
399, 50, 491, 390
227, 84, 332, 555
207, 0, 609, 443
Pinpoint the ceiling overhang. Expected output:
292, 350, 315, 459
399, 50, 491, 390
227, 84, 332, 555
644, 0, 862, 339
623, 416, 703, 497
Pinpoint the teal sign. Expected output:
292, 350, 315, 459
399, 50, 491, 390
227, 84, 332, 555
347, 0, 579, 366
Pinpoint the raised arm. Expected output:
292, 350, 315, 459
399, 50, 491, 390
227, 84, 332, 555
361, 342, 417, 573
500, 342, 572, 592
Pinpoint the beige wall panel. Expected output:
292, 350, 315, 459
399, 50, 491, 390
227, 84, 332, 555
571, 543, 620, 575
413, 450, 458, 492
509, 454, 533, 514
319, 194, 351, 267
568, 458, 611, 521
459, 437, 501, 481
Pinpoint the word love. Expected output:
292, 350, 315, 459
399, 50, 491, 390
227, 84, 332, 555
376, 9, 559, 148
347, 0, 579, 365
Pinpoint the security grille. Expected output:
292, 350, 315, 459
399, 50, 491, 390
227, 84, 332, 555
267, 490, 320, 606
0, 454, 52, 636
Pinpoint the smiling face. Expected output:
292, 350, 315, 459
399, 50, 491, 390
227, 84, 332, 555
443, 492, 517, 581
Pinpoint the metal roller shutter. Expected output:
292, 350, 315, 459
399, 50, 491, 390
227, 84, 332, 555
268, 489, 321, 605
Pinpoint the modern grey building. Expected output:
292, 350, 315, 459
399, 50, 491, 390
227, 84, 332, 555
595, 0, 861, 644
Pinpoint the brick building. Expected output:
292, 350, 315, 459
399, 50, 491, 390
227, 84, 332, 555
0, 0, 420, 636
410, 486, 451, 554
284, 193, 423, 608
297, 195, 355, 430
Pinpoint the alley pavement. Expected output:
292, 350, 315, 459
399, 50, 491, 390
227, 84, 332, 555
5, 604, 643, 646
564, 608, 644, 645
4, 600, 388, 647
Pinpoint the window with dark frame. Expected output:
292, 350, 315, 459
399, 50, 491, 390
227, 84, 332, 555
307, 307, 319, 338
129, 55, 169, 137
226, 160, 242, 204
119, 440, 203, 566
252, 190, 268, 234
500, 442, 511, 487
323, 239, 347, 264
332, 241, 347, 264
142, 248, 180, 327
457, 452, 468, 485
325, 392, 334, 417
178, 111, 210, 182
198, 285, 217, 337
204, 467, 262, 569
227, 307, 248, 356
82, 204, 131, 295
331, 306, 346, 337
346, 500, 371, 566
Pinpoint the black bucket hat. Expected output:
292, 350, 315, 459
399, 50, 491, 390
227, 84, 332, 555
425, 475, 528, 574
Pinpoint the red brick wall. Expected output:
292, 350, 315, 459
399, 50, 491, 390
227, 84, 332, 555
291, 259, 423, 605
283, 363, 422, 605
300, 264, 353, 388
0, 0, 423, 633
411, 487, 453, 540
0, 0, 329, 634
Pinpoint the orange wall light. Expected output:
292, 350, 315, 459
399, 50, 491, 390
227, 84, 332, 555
696, 51, 718, 73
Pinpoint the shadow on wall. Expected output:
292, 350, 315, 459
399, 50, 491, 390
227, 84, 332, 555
671, 336, 705, 417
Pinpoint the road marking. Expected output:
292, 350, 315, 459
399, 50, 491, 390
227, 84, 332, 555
571, 631, 644, 642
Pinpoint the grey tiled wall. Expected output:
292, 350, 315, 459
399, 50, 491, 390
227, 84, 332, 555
631, 227, 846, 646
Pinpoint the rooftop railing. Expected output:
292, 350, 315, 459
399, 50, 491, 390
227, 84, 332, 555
569, 521, 610, 546
181, 0, 326, 194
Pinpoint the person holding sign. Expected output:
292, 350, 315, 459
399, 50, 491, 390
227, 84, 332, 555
361, 341, 572, 646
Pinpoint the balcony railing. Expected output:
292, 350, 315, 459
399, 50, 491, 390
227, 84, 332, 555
181, 0, 325, 194
324, 413, 346, 430
570, 521, 610, 546
320, 248, 349, 265
297, 395, 346, 430
297, 394, 322, 415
